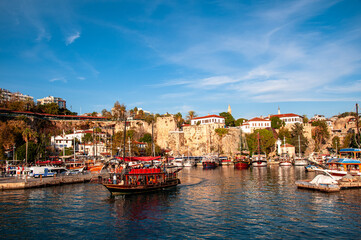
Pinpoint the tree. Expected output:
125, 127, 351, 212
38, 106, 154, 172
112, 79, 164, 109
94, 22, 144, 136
302, 115, 309, 124
174, 112, 184, 129
139, 133, 152, 143
187, 111, 197, 121
332, 136, 340, 152
311, 120, 330, 151
101, 109, 112, 119
82, 133, 93, 143
16, 142, 37, 162
219, 112, 235, 127
246, 129, 276, 155
289, 123, 308, 154
278, 127, 291, 144
113, 101, 127, 120
91, 112, 98, 117
22, 128, 38, 165
235, 118, 247, 126
270, 116, 285, 129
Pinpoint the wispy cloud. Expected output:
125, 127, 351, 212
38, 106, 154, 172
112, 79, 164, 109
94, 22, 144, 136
77, 76, 86, 80
49, 77, 67, 83
66, 31, 80, 45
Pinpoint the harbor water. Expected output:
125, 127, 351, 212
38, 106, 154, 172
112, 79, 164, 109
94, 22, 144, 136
1, 166, 361, 239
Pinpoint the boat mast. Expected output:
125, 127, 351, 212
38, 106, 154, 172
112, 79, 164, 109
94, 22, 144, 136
257, 132, 260, 157
283, 136, 286, 155
356, 103, 360, 147
73, 128, 76, 165
298, 135, 301, 158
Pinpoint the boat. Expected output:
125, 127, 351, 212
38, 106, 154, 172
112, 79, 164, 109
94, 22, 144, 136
293, 136, 308, 166
279, 153, 292, 166
317, 149, 361, 177
219, 156, 232, 166
251, 132, 267, 167
279, 137, 292, 166
234, 155, 250, 169
294, 157, 309, 166
172, 157, 184, 167
102, 164, 181, 195
202, 155, 219, 169
183, 158, 196, 167
305, 164, 323, 172
296, 170, 341, 192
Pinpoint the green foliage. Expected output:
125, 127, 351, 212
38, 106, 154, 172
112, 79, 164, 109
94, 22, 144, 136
59, 147, 74, 156
215, 128, 229, 138
187, 111, 197, 120
332, 136, 340, 151
16, 142, 37, 163
139, 133, 152, 143
246, 129, 276, 155
219, 112, 235, 127
302, 115, 309, 123
82, 133, 93, 143
312, 120, 330, 151
126, 130, 136, 140
174, 112, 184, 129
338, 112, 358, 118
270, 116, 285, 129
289, 123, 308, 154
235, 118, 247, 126
144, 115, 155, 124
278, 127, 291, 144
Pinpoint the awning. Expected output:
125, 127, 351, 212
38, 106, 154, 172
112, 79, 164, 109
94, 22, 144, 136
115, 156, 161, 162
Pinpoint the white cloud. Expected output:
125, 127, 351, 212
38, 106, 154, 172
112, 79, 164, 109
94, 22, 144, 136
77, 76, 86, 80
49, 77, 67, 83
66, 31, 80, 45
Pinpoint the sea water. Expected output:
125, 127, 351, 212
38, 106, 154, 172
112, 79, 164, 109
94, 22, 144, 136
0, 166, 360, 239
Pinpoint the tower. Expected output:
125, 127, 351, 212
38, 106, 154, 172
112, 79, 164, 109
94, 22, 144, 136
278, 106, 280, 115
228, 104, 232, 115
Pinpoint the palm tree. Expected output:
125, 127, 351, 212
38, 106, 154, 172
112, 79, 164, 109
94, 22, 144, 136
187, 111, 197, 122
22, 128, 38, 166
175, 112, 184, 129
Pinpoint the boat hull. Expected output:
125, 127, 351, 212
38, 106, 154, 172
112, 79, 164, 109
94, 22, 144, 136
279, 162, 292, 166
234, 162, 250, 169
202, 162, 218, 169
103, 179, 180, 195
252, 161, 267, 167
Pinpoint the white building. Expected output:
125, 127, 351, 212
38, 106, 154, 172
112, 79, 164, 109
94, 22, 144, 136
190, 115, 225, 125
51, 130, 107, 150
37, 96, 66, 109
241, 117, 271, 133
268, 113, 303, 125
311, 114, 326, 121
0, 88, 33, 102
78, 142, 107, 156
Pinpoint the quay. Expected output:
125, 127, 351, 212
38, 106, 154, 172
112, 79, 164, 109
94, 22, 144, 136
0, 173, 108, 191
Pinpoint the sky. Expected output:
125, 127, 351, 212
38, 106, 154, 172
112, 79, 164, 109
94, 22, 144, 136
0, 0, 361, 119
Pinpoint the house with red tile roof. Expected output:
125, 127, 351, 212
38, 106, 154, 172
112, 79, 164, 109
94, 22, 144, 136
241, 117, 271, 133
190, 115, 225, 125
267, 113, 303, 125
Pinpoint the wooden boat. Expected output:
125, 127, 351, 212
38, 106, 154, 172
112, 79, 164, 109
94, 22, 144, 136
279, 154, 292, 166
234, 155, 250, 169
202, 155, 219, 169
251, 133, 267, 167
102, 167, 180, 195
294, 157, 308, 166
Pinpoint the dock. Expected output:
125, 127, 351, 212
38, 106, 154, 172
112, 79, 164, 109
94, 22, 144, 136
0, 173, 108, 191
296, 179, 361, 193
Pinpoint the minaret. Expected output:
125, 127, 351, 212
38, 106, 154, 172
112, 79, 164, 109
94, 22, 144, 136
228, 104, 232, 115
278, 106, 280, 115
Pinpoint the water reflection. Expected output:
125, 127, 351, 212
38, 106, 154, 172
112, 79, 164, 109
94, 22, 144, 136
0, 167, 361, 239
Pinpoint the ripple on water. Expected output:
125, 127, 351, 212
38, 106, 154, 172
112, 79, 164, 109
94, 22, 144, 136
1, 168, 361, 239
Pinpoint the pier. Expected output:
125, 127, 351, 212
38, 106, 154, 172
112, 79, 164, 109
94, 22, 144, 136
0, 173, 107, 191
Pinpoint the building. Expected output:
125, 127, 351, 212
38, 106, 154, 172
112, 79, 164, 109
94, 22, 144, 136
78, 142, 107, 156
227, 104, 232, 115
190, 115, 225, 125
0, 88, 34, 102
37, 96, 66, 109
311, 114, 326, 121
268, 113, 303, 125
241, 117, 271, 133
279, 143, 296, 157
51, 129, 107, 150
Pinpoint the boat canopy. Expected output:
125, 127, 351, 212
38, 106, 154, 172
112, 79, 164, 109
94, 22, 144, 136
339, 148, 361, 152
327, 158, 361, 164
36, 160, 63, 165
116, 156, 161, 162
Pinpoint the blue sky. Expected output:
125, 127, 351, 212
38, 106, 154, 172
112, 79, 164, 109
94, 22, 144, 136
1, 0, 360, 119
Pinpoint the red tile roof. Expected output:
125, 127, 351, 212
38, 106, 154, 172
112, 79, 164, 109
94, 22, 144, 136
192, 114, 224, 120
248, 117, 270, 122
280, 144, 295, 148
270, 113, 301, 118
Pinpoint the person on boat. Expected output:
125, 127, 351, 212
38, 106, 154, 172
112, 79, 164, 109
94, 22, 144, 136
113, 174, 117, 184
